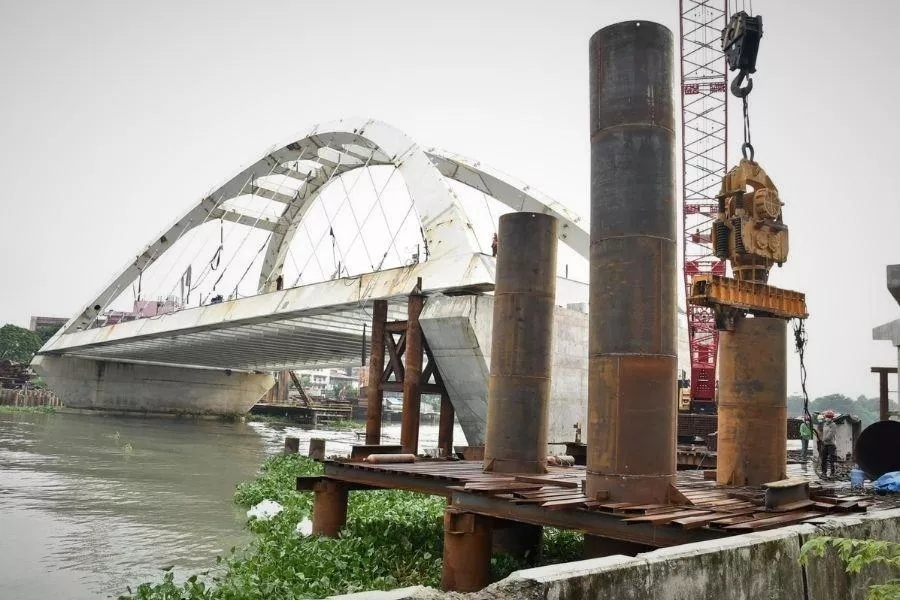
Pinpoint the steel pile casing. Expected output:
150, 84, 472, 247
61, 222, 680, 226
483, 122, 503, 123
484, 212, 558, 474
588, 21, 677, 503
855, 420, 900, 479
716, 317, 788, 486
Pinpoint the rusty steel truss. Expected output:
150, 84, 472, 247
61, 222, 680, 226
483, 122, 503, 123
364, 289, 454, 457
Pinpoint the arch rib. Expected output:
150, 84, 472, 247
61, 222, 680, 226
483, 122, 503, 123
64, 118, 481, 334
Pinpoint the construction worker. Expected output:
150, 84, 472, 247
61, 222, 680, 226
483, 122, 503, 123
491, 233, 499, 257
799, 416, 812, 464
820, 410, 838, 478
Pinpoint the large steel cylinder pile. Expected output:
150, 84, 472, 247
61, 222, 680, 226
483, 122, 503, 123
586, 21, 678, 504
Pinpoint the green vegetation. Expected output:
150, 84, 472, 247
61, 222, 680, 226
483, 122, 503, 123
317, 418, 362, 431
788, 393, 882, 428
800, 536, 900, 599
0, 405, 56, 414
123, 453, 582, 599
35, 323, 63, 345
0, 324, 43, 363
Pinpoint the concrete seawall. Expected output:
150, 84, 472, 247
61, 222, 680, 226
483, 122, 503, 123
330, 508, 900, 600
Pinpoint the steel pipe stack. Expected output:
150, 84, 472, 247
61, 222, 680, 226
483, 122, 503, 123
484, 212, 558, 474
717, 317, 787, 486
587, 21, 677, 504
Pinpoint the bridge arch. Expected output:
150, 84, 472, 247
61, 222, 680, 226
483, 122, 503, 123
64, 118, 588, 334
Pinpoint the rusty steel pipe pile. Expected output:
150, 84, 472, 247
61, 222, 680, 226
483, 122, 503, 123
587, 21, 678, 504
484, 212, 558, 474
716, 317, 788, 486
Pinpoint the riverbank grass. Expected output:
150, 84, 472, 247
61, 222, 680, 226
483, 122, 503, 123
0, 405, 57, 414
123, 453, 582, 599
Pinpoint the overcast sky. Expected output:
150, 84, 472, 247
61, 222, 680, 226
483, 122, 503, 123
1, 0, 898, 400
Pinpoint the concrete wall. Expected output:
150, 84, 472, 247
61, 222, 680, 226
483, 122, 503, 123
420, 294, 588, 449
31, 354, 273, 415
332, 509, 900, 600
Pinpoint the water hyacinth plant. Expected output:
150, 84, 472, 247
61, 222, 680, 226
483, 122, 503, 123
122, 453, 582, 599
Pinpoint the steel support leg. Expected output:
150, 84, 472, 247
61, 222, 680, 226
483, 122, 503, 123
312, 480, 348, 537
441, 509, 492, 592
438, 390, 455, 458
365, 300, 387, 445
401, 293, 424, 454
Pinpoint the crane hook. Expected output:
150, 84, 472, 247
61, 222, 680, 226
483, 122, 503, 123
730, 70, 754, 98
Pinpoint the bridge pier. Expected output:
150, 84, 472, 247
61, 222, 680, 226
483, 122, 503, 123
31, 355, 272, 415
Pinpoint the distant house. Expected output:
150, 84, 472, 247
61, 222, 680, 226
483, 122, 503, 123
29, 316, 68, 331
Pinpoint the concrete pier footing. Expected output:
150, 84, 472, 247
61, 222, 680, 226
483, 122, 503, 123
31, 354, 272, 415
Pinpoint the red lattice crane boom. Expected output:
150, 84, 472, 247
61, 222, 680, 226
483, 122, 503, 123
679, 0, 729, 412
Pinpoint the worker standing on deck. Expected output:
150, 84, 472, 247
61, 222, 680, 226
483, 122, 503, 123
799, 416, 812, 464
820, 410, 838, 478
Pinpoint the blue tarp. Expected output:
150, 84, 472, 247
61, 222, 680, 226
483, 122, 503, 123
873, 471, 900, 493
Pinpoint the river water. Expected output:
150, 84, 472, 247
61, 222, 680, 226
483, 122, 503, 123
0, 410, 463, 600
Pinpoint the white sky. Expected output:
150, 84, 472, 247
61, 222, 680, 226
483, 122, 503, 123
1, 0, 898, 400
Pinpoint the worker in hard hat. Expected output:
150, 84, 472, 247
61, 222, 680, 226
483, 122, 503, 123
799, 416, 812, 464
819, 410, 837, 478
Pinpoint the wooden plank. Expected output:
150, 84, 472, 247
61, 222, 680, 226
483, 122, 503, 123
620, 503, 669, 512
624, 510, 712, 525
709, 514, 759, 527
692, 498, 747, 508
812, 495, 868, 505
541, 497, 589, 510
597, 502, 637, 512
770, 499, 815, 513
723, 511, 823, 532
833, 501, 866, 513
727, 491, 764, 503
682, 491, 727, 501
514, 488, 581, 499
672, 508, 757, 529
464, 482, 542, 493
514, 493, 589, 505
514, 475, 580, 489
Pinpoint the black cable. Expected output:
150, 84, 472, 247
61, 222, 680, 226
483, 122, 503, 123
794, 318, 827, 478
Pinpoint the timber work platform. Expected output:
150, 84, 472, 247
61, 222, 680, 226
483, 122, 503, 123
300, 459, 878, 550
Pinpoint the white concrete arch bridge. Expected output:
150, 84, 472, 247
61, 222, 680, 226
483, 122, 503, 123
34, 117, 596, 446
